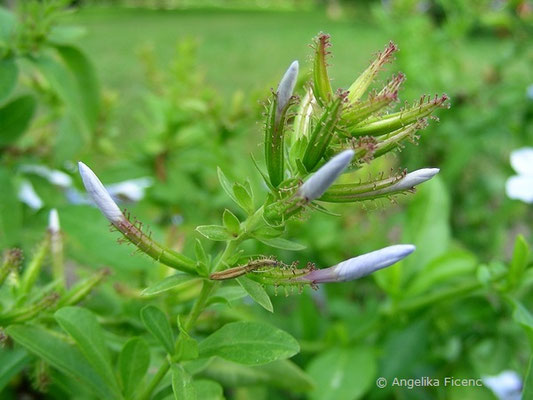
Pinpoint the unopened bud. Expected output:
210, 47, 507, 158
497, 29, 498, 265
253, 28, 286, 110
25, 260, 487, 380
300, 244, 415, 283
299, 150, 354, 201
78, 162, 125, 225
276, 60, 299, 115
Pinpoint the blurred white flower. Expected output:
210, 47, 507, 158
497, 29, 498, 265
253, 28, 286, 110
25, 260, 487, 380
106, 177, 153, 203
19, 165, 72, 188
18, 180, 43, 210
482, 370, 522, 400
506, 147, 533, 203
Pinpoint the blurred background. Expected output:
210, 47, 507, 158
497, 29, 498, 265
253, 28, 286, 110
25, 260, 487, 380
0, 0, 532, 399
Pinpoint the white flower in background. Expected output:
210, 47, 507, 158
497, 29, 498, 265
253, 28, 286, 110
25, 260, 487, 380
19, 165, 73, 188
66, 175, 152, 206
505, 147, 533, 203
482, 370, 522, 400
106, 177, 153, 203
17, 180, 43, 210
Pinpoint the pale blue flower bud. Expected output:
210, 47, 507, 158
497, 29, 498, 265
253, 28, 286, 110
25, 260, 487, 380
276, 60, 299, 114
299, 150, 354, 201
302, 244, 415, 283
78, 162, 124, 225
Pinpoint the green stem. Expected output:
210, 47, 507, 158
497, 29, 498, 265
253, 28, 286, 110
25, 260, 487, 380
20, 238, 49, 295
136, 360, 170, 400
184, 280, 217, 332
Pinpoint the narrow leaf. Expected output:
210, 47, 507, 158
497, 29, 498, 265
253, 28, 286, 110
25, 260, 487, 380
508, 235, 529, 289
196, 225, 233, 242
237, 277, 273, 312
140, 305, 175, 355
6, 324, 115, 399
199, 321, 299, 366
256, 236, 306, 251
54, 307, 119, 394
119, 337, 150, 398
171, 364, 196, 400
0, 95, 36, 145
142, 273, 199, 296
222, 209, 240, 236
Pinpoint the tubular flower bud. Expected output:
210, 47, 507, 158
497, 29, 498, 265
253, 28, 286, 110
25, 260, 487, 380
299, 244, 415, 283
48, 209, 64, 286
347, 41, 398, 104
347, 94, 449, 137
302, 94, 344, 171
276, 60, 299, 117
78, 162, 196, 273
312, 33, 334, 106
265, 61, 299, 187
78, 162, 124, 225
341, 73, 405, 128
48, 209, 60, 235
320, 168, 439, 202
299, 150, 354, 201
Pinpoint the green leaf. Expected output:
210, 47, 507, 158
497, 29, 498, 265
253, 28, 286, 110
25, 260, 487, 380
171, 364, 196, 400
119, 337, 150, 398
508, 235, 529, 289
0, 95, 36, 146
307, 346, 376, 400
141, 273, 199, 296
512, 300, 533, 339
140, 305, 175, 355
0, 167, 22, 249
217, 167, 238, 205
6, 324, 115, 399
193, 379, 224, 400
199, 321, 299, 365
176, 316, 199, 361
55, 45, 100, 131
0, 58, 18, 104
32, 53, 90, 136
255, 236, 306, 251
54, 307, 119, 394
233, 183, 254, 215
203, 358, 313, 393
196, 225, 233, 241
0, 348, 29, 391
236, 277, 273, 312
524, 355, 533, 400
222, 209, 240, 236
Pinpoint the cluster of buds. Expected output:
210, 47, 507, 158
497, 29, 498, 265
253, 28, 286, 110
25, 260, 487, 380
78, 33, 448, 289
